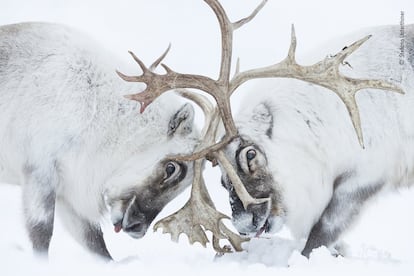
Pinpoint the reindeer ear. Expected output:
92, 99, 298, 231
251, 103, 273, 138
168, 103, 195, 137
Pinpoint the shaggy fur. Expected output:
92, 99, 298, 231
0, 22, 199, 259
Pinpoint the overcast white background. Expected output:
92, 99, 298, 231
2, 0, 412, 87
1, 0, 414, 275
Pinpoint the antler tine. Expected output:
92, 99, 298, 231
116, 70, 139, 83
233, 57, 241, 79
149, 43, 172, 71
127, 51, 148, 74
287, 24, 297, 62
334, 35, 371, 65
230, 27, 404, 147
232, 0, 268, 30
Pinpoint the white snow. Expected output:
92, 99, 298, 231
1, 181, 414, 275
1, 0, 414, 275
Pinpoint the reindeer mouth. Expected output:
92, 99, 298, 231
112, 214, 149, 238
111, 195, 148, 236
237, 216, 271, 238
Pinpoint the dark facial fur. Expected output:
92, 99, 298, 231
221, 137, 283, 235
113, 160, 193, 238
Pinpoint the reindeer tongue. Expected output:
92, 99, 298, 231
114, 224, 122, 233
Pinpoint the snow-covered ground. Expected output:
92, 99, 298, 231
1, 0, 414, 275
1, 181, 414, 275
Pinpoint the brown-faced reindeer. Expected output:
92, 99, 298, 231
0, 23, 199, 260
117, 0, 410, 257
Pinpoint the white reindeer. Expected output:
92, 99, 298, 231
219, 24, 414, 256
0, 22, 199, 260
106, 0, 413, 257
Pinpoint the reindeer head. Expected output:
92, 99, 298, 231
104, 86, 199, 239
117, 0, 403, 252
220, 136, 285, 237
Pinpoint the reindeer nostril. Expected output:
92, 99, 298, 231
124, 221, 145, 233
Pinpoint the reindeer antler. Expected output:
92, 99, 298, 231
230, 25, 404, 146
118, 0, 404, 253
154, 157, 248, 252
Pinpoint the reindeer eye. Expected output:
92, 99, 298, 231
237, 145, 262, 175
165, 162, 176, 177
246, 149, 256, 161
164, 161, 181, 181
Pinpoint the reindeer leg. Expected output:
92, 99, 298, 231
302, 172, 384, 257
57, 200, 112, 261
22, 164, 58, 257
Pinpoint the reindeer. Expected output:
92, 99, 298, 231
0, 22, 199, 260
220, 24, 414, 257
115, 0, 413, 258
